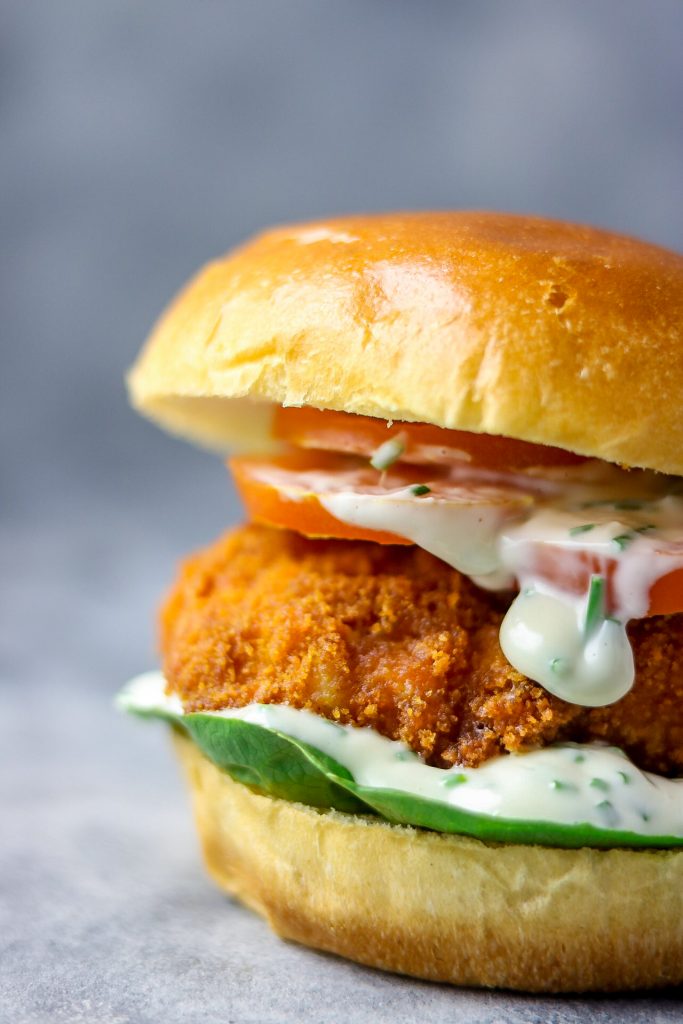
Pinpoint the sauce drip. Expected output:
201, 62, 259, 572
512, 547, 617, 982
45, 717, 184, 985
315, 465, 683, 708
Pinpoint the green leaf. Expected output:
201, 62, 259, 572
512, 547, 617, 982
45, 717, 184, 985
122, 701, 683, 850
184, 715, 365, 813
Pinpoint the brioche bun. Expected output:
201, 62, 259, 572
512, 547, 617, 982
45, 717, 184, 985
128, 211, 683, 473
175, 731, 683, 993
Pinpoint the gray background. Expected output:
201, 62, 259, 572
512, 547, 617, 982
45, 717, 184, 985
3, 2, 683, 1021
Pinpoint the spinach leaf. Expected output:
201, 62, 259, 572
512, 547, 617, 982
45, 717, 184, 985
184, 715, 365, 813
128, 703, 683, 850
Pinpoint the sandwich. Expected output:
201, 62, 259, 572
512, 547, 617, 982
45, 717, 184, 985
118, 211, 683, 992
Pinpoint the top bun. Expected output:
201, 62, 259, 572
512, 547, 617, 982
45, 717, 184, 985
128, 212, 683, 474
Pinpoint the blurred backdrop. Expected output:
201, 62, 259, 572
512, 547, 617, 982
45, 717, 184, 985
3, 3, 683, 1019
4, 0, 683, 690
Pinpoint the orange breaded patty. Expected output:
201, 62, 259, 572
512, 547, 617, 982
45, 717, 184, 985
161, 524, 683, 773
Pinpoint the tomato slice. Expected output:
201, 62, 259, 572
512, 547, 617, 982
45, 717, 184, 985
273, 406, 588, 470
520, 545, 683, 617
230, 451, 683, 618
649, 569, 683, 616
230, 451, 535, 553
231, 451, 415, 545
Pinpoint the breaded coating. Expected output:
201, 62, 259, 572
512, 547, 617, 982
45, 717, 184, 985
161, 525, 683, 773
575, 616, 683, 775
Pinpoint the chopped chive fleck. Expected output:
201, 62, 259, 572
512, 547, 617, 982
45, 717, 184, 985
569, 523, 595, 536
370, 435, 406, 471
590, 777, 610, 792
394, 749, 416, 762
549, 779, 578, 792
641, 811, 651, 822
574, 753, 586, 764
550, 657, 569, 677
614, 500, 645, 511
612, 533, 634, 551
442, 773, 468, 788
581, 498, 645, 511
409, 484, 431, 496
634, 524, 656, 534
596, 799, 618, 825
617, 771, 631, 784
584, 574, 606, 636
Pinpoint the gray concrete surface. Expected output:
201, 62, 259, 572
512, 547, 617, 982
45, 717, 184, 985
3, 3, 683, 1020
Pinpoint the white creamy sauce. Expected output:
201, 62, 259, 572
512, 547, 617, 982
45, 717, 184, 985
311, 468, 683, 709
119, 672, 683, 838
499, 588, 635, 706
322, 487, 522, 580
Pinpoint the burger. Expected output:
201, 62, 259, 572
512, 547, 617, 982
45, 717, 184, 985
118, 211, 683, 992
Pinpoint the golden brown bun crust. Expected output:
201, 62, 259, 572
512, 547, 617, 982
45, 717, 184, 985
175, 731, 683, 993
129, 212, 683, 474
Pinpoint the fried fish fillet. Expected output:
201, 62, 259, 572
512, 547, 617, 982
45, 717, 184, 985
161, 525, 683, 774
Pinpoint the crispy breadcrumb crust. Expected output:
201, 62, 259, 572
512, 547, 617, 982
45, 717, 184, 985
161, 525, 683, 773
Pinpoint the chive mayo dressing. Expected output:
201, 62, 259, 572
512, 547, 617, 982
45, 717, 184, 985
286, 461, 683, 710
120, 672, 683, 839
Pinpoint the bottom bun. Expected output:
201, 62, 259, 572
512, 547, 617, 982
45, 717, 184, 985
174, 730, 683, 992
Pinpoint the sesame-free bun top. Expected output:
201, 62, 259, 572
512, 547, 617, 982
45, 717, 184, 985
128, 211, 683, 474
